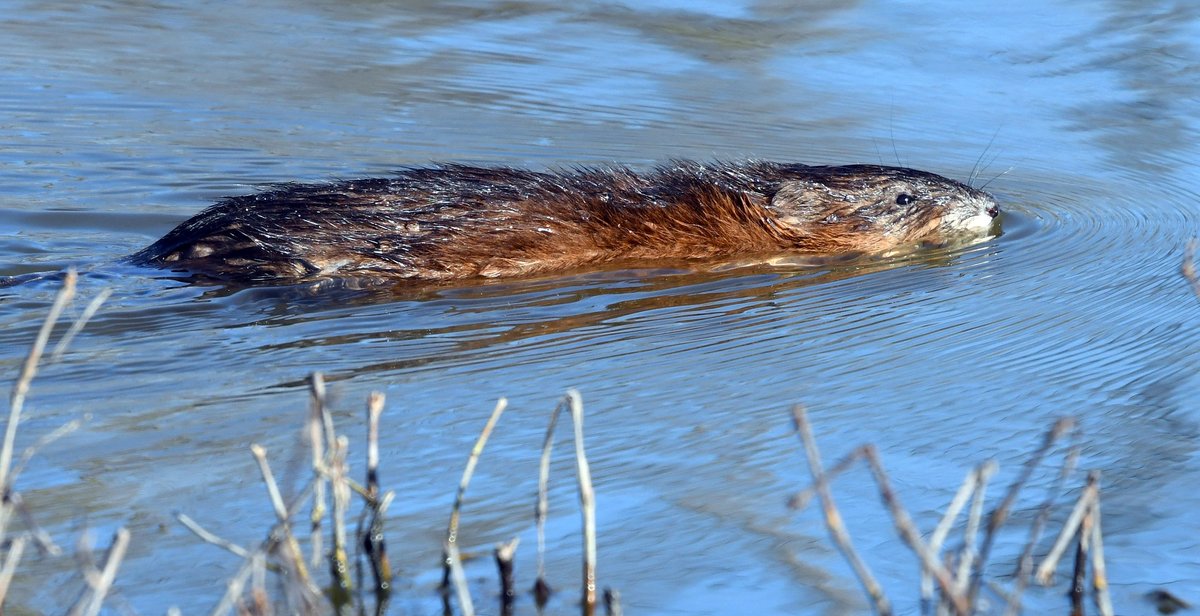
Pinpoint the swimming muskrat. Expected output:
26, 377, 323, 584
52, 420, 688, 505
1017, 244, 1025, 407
132, 161, 1000, 282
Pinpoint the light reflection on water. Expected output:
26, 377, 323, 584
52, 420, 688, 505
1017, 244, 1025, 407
1, 0, 1199, 613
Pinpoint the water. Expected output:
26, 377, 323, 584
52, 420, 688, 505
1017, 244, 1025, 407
2, 0, 1199, 613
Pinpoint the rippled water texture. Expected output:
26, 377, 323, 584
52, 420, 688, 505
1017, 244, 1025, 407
2, 0, 1199, 613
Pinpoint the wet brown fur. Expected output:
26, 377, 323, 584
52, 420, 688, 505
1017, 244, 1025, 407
132, 160, 993, 282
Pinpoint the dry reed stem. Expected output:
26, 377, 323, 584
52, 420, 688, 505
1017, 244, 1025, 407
10, 417, 86, 498
566, 390, 598, 613
1089, 493, 1113, 616
207, 479, 320, 616
952, 466, 991, 598
1004, 441, 1080, 616
921, 461, 994, 614
366, 391, 383, 498
859, 446, 969, 616
1, 268, 76, 491
445, 540, 475, 616
72, 527, 130, 616
534, 397, 566, 604
442, 397, 508, 588
1035, 471, 1099, 585
1070, 528, 1087, 616
0, 535, 26, 604
329, 435, 353, 605
790, 405, 892, 616
250, 444, 315, 595
970, 418, 1074, 603
50, 287, 111, 361
308, 373, 328, 569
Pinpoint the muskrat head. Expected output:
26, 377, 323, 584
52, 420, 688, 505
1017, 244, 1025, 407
769, 165, 1000, 253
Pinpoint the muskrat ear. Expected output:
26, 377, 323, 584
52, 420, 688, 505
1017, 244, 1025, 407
771, 180, 831, 220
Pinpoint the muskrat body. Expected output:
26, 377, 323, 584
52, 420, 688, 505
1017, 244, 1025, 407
132, 161, 1000, 282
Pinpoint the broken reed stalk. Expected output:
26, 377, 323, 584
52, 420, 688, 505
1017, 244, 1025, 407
968, 417, 1074, 605
308, 373, 328, 569
494, 537, 519, 615
790, 405, 892, 616
566, 390, 598, 613
362, 391, 392, 601
442, 398, 508, 589
70, 527, 130, 616
534, 398, 565, 605
604, 588, 623, 616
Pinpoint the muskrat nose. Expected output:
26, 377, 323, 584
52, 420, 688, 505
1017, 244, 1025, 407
986, 204, 1000, 218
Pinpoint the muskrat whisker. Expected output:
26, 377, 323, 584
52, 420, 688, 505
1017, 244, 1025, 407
969, 127, 1004, 188
978, 166, 1014, 192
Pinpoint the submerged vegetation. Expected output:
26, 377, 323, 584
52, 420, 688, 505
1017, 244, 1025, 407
2, 270, 1193, 614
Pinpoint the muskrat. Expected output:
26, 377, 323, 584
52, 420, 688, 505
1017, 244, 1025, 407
131, 161, 1000, 282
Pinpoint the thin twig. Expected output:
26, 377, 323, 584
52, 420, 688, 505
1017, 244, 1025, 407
78, 527, 130, 616
567, 390, 597, 613
50, 287, 111, 361
177, 513, 252, 559
0, 535, 27, 604
1005, 441, 1080, 616
790, 405, 892, 615
442, 398, 508, 588
860, 446, 969, 616
970, 418, 1074, 603
922, 461, 994, 614
953, 464, 993, 596
788, 445, 871, 511
1, 269, 76, 490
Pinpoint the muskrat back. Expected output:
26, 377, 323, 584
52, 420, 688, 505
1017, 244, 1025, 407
131, 160, 1000, 282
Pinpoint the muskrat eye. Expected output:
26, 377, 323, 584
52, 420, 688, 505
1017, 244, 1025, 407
895, 193, 916, 205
